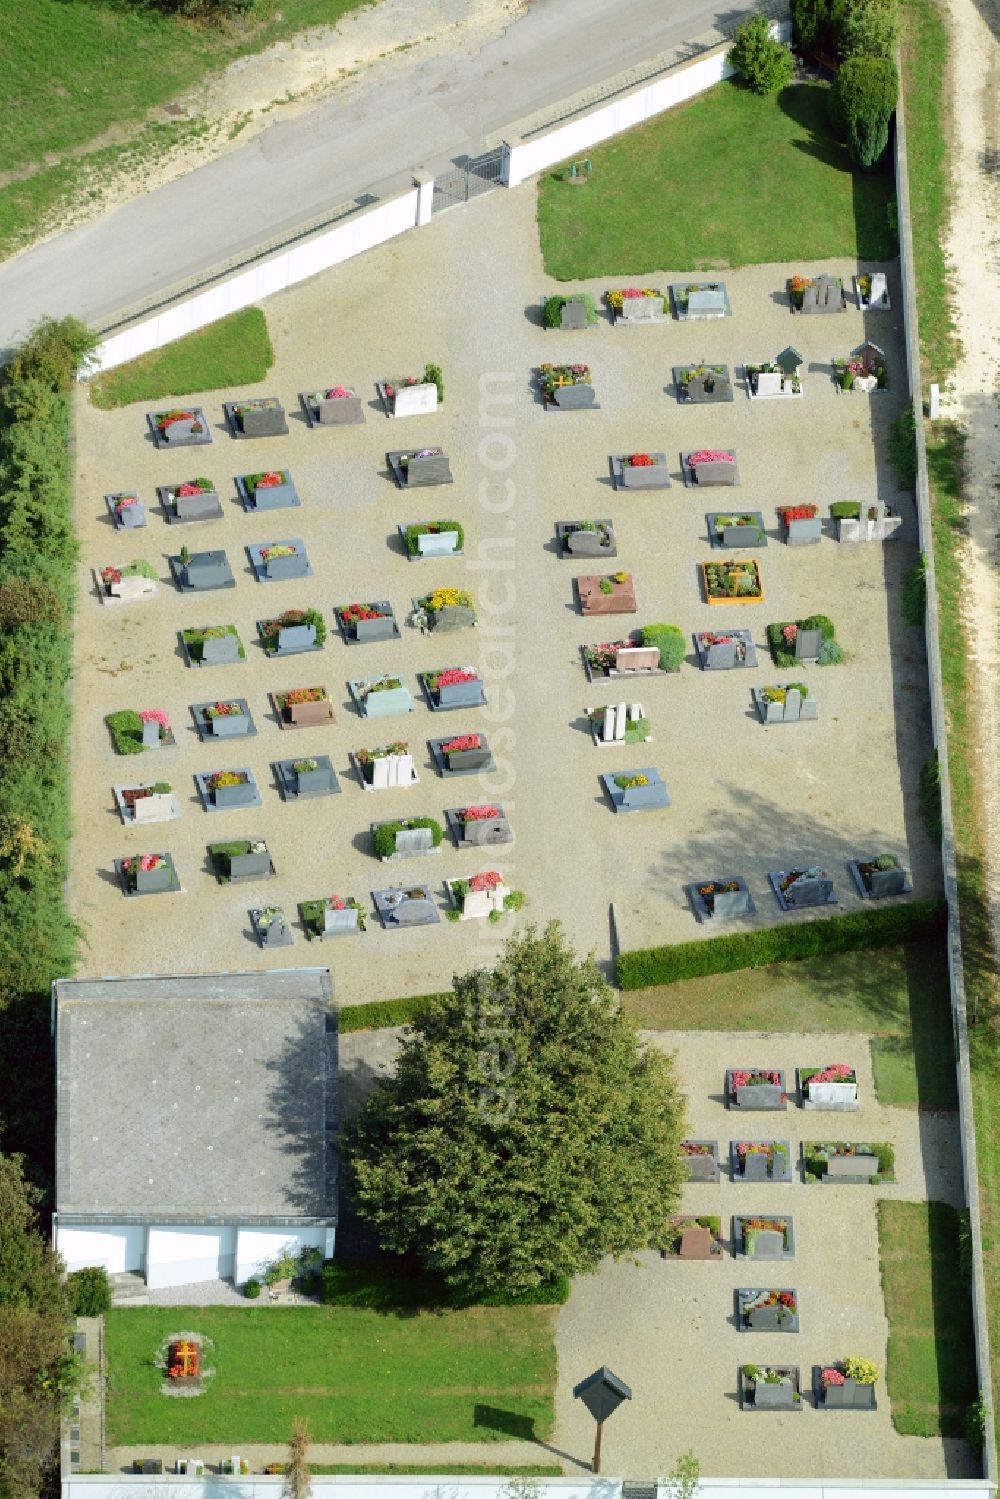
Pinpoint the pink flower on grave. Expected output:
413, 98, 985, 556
730, 1069, 781, 1095
570, 364, 589, 375
101, 565, 122, 585
809, 1064, 855, 1084
461, 805, 500, 821
139, 854, 163, 872
622, 287, 643, 298
469, 871, 503, 892
115, 494, 137, 510
782, 624, 798, 642
688, 449, 735, 467
434, 669, 477, 689
256, 471, 284, 488
821, 1368, 846, 1387
385, 384, 395, 397
139, 709, 170, 728
328, 895, 346, 910
326, 387, 351, 399
442, 734, 482, 753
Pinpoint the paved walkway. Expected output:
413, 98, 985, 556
76, 1316, 105, 1474
107, 1441, 555, 1475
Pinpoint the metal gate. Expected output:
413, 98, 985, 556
431, 144, 510, 213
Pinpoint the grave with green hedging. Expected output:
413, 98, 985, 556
617, 899, 946, 988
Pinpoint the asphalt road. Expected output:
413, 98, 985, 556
0, 0, 769, 347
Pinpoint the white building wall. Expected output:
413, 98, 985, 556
57, 1223, 145, 1275
146, 1225, 236, 1289
59, 1477, 997, 1499
233, 1225, 329, 1285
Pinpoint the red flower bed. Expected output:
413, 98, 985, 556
469, 870, 503, 891
460, 805, 500, 821
730, 1068, 782, 1096
442, 734, 481, 753
256, 471, 284, 488
688, 449, 735, 467
779, 504, 818, 522
177, 481, 209, 497
433, 669, 477, 689
156, 410, 195, 432
628, 453, 653, 466
341, 603, 383, 624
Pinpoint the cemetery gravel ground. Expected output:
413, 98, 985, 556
70, 183, 938, 1006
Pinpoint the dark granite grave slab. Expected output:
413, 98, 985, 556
223, 398, 288, 439
247, 540, 313, 583
191, 699, 256, 741
147, 409, 212, 448
555, 520, 617, 559
274, 756, 340, 801
236, 473, 301, 513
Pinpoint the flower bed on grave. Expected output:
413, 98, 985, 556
340, 601, 396, 634
119, 782, 173, 819
109, 491, 143, 524
676, 365, 730, 400
766, 615, 842, 666
696, 878, 742, 913
623, 453, 662, 469
729, 1069, 786, 1103
355, 741, 413, 786
701, 559, 763, 604
818, 1358, 879, 1409
788, 273, 843, 310
657, 1215, 723, 1258
372, 817, 444, 860
746, 362, 801, 396
181, 624, 245, 664
757, 683, 813, 707
259, 607, 326, 653
804, 1141, 895, 1182
245, 470, 290, 498
105, 708, 174, 754
404, 521, 465, 556
538, 362, 592, 402
711, 513, 766, 545
164, 476, 214, 508
543, 293, 599, 327
299, 894, 366, 937
853, 854, 907, 896
119, 851, 176, 893
153, 410, 205, 439
380, 364, 444, 412
559, 519, 617, 556
415, 588, 477, 627
424, 667, 482, 698
99, 560, 158, 598
446, 872, 525, 923
606, 286, 665, 314
273, 685, 334, 729
740, 1364, 802, 1410
207, 769, 250, 793
739, 1217, 792, 1256
585, 624, 685, 678
778, 504, 818, 526
738, 1288, 798, 1329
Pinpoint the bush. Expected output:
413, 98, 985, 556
829, 55, 898, 169
889, 402, 918, 488
840, 0, 901, 58
243, 1278, 261, 1299
641, 623, 685, 672
902, 554, 928, 626
830, 500, 861, 519
2, 316, 98, 393
423, 363, 444, 405
322, 1256, 571, 1311
919, 751, 943, 842
339, 993, 451, 1032
372, 818, 443, 861
728, 15, 795, 93
617, 900, 946, 987
66, 1265, 110, 1316
791, 0, 851, 53
104, 710, 147, 755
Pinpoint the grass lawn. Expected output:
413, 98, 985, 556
622, 941, 957, 1109
878, 1201, 977, 1436
88, 309, 273, 409
536, 80, 896, 279
104, 1306, 555, 1446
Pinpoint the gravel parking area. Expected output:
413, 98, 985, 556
70, 185, 935, 1001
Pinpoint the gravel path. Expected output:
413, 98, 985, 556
70, 185, 933, 1003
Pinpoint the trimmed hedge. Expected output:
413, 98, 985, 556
322, 1256, 570, 1310
617, 899, 947, 988
338, 992, 451, 1032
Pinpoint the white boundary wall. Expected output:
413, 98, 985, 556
92, 189, 418, 373
61, 1477, 996, 1499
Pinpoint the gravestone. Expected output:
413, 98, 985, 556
722, 526, 751, 548
463, 816, 512, 846
776, 346, 803, 376
185, 554, 230, 589
686, 1152, 717, 1183
687, 372, 731, 402
827, 1152, 877, 1181
616, 646, 659, 674
393, 383, 437, 418
559, 299, 588, 329
765, 698, 784, 725
743, 1152, 769, 1181
392, 754, 415, 786
406, 453, 451, 486
707, 641, 736, 670
752, 1230, 786, 1260
133, 793, 173, 824
355, 614, 396, 643
870, 272, 888, 307
613, 703, 627, 739
754, 1381, 794, 1409
175, 491, 221, 523
239, 405, 285, 437
266, 551, 309, 581
393, 896, 437, 925
363, 684, 411, 717
276, 624, 316, 653
784, 688, 802, 722
801, 284, 819, 312
755, 371, 784, 397
678, 1226, 714, 1259
211, 712, 249, 738
553, 384, 597, 410
141, 718, 160, 748
439, 678, 483, 708
318, 394, 364, 424
163, 418, 201, 444
214, 780, 254, 808
462, 888, 494, 920
251, 479, 295, 510
417, 530, 459, 556
621, 781, 667, 810
621, 295, 662, 322
735, 1083, 784, 1110
447, 746, 491, 771
621, 458, 669, 490
602, 706, 617, 742
201, 633, 239, 665
395, 827, 434, 855
785, 875, 832, 907
429, 604, 476, 631
230, 849, 270, 879
687, 288, 726, 316
296, 765, 333, 795
119, 502, 146, 529
263, 915, 290, 947
870, 866, 906, 897
795, 628, 822, 661
371, 758, 393, 790
135, 863, 173, 894
289, 698, 331, 728
807, 1079, 858, 1108
694, 458, 737, 486
714, 887, 749, 918
799, 693, 818, 721
786, 517, 822, 545
747, 1304, 791, 1331
567, 528, 611, 557
815, 277, 842, 312
324, 906, 359, 935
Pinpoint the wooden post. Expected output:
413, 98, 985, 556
593, 1419, 604, 1474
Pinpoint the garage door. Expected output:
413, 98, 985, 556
146, 1225, 236, 1289
57, 1223, 144, 1275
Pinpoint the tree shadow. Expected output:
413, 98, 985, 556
264, 1008, 337, 1218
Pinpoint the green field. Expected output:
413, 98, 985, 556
104, 1306, 555, 1445
537, 80, 896, 279
879, 1201, 978, 1436
0, 0, 371, 259
89, 309, 273, 409
622, 942, 957, 1110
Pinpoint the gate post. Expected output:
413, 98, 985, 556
414, 172, 434, 227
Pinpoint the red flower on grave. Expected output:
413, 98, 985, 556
688, 449, 735, 467
256, 471, 284, 487
460, 805, 500, 821
433, 669, 477, 689
101, 566, 122, 585
469, 871, 503, 891
326, 387, 350, 399
629, 453, 653, 466
442, 734, 481, 753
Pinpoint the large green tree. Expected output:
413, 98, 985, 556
830, 55, 898, 169
0, 1155, 75, 1499
344, 924, 687, 1298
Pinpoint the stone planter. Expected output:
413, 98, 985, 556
429, 737, 496, 777
248, 541, 312, 583
816, 1372, 877, 1410
116, 854, 179, 896
195, 770, 261, 813
259, 621, 319, 656
338, 604, 399, 645
148, 408, 211, 448
422, 673, 487, 711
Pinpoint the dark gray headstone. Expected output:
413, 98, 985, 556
393, 897, 437, 926
297, 766, 334, 795
743, 1152, 769, 1181
787, 517, 822, 545
439, 679, 484, 708
185, 555, 231, 590
251, 481, 295, 511
276, 624, 316, 653
560, 299, 588, 329
119, 502, 145, 529
622, 782, 666, 810
240, 406, 285, 437
135, 863, 173, 894
721, 526, 749, 548
707, 642, 736, 670
214, 780, 254, 808
748, 1304, 788, 1331
201, 633, 239, 665
795, 628, 823, 661
355, 614, 396, 643
141, 718, 160, 748
870, 867, 906, 897
754, 1381, 794, 1409
463, 816, 512, 846
266, 551, 309, 581
211, 712, 249, 738
430, 604, 476, 631
736, 1083, 784, 1110
786, 876, 832, 908
406, 453, 452, 486
230, 849, 270, 879
553, 383, 596, 410
175, 491, 221, 523
694, 459, 737, 486
318, 395, 363, 425
163, 418, 201, 444
567, 528, 611, 557
753, 1230, 786, 1259
447, 747, 491, 771
263, 915, 290, 947
686, 1153, 717, 1182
